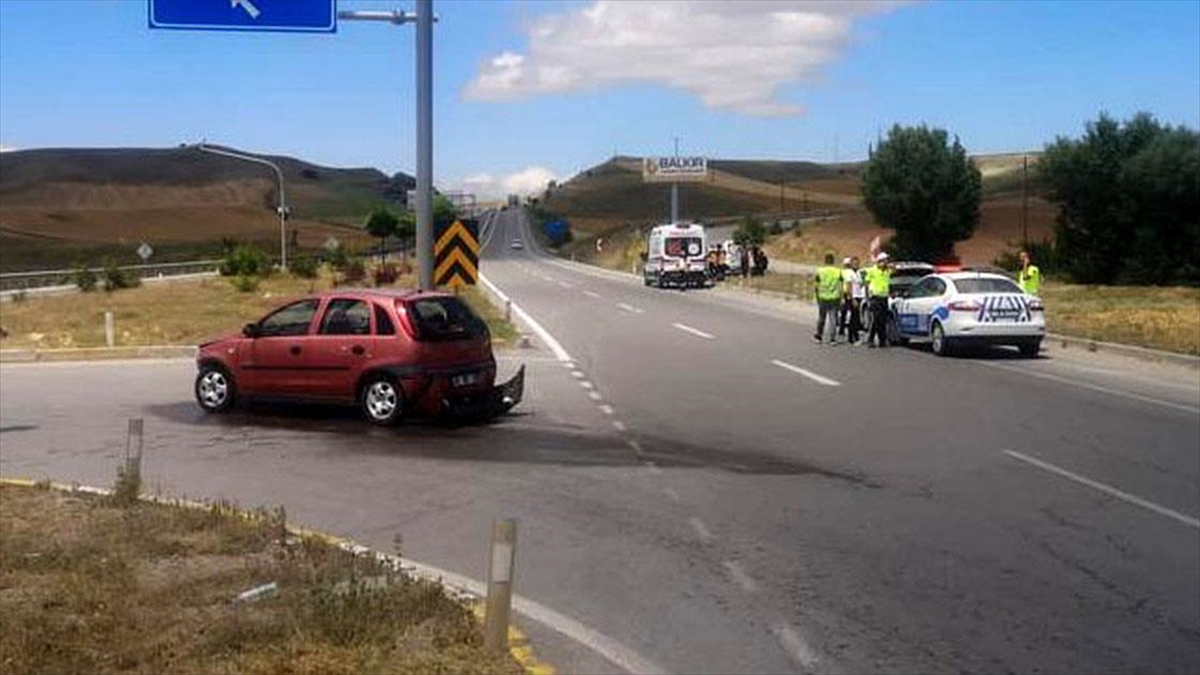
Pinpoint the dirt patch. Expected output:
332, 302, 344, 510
0, 484, 522, 675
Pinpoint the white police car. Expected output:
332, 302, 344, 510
891, 272, 1045, 357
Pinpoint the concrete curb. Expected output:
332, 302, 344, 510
0, 345, 198, 363
0, 476, 556, 675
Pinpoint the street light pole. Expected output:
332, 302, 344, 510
196, 143, 288, 271
670, 136, 679, 223
338, 3, 435, 289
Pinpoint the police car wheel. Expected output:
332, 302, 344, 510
1018, 340, 1041, 358
930, 323, 952, 357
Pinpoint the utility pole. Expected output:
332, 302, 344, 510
1021, 154, 1029, 249
196, 143, 288, 271
339, 2, 435, 289
671, 136, 679, 223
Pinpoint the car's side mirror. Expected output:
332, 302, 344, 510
242, 323, 259, 338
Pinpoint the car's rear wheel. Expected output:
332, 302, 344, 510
1018, 339, 1041, 358
930, 322, 953, 357
360, 374, 404, 426
195, 364, 236, 413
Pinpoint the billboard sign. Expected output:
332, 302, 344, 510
642, 156, 709, 183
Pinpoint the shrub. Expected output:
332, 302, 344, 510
73, 262, 98, 292
102, 257, 139, 292
342, 258, 366, 285
220, 243, 272, 278
325, 244, 351, 271
372, 262, 400, 286
230, 275, 260, 293
290, 256, 319, 279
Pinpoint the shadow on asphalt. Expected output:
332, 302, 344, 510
147, 400, 877, 482
900, 343, 1043, 361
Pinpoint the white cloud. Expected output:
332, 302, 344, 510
464, 1, 906, 117
456, 166, 558, 199
0, 144, 16, 153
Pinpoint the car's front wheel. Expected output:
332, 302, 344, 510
195, 364, 236, 413
1018, 339, 1041, 358
360, 374, 404, 426
930, 322, 953, 357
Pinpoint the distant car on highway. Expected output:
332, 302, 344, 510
891, 271, 1045, 356
510, 238, 524, 250
194, 289, 523, 424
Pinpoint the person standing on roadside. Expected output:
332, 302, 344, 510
865, 252, 892, 348
843, 256, 865, 345
1018, 249, 1041, 296
813, 253, 844, 344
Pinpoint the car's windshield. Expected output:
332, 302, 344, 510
954, 277, 1023, 294
407, 297, 489, 342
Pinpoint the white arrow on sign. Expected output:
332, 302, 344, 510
231, 0, 261, 20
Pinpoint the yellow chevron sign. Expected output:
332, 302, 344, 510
434, 219, 480, 287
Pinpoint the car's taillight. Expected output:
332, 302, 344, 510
948, 300, 981, 311
1028, 299, 1044, 311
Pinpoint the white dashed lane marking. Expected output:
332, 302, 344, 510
689, 517, 713, 543
672, 323, 716, 340
722, 560, 759, 593
612, 420, 627, 432
616, 303, 645, 314
598, 404, 615, 416
583, 290, 601, 299
663, 487, 681, 503
770, 359, 841, 387
588, 391, 603, 401
579, 380, 595, 390
773, 624, 820, 670
1004, 450, 1200, 529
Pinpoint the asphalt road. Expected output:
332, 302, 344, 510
2, 207, 1198, 674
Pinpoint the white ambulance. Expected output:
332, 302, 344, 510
642, 222, 708, 289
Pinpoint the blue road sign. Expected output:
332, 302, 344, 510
149, 0, 336, 33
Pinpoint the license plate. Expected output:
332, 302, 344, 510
451, 372, 481, 388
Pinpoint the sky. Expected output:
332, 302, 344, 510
1, 0, 1197, 198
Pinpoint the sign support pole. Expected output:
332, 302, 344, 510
415, 0, 434, 290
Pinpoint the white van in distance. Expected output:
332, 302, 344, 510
643, 222, 708, 289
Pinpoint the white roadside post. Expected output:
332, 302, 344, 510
483, 519, 517, 652
104, 311, 115, 348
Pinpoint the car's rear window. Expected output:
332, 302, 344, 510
407, 297, 489, 342
953, 277, 1023, 294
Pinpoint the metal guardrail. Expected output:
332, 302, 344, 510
0, 259, 223, 292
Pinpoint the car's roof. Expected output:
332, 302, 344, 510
306, 288, 454, 301
941, 271, 1019, 282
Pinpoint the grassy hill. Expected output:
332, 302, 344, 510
0, 147, 413, 271
539, 152, 1054, 269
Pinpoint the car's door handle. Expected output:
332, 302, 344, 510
351, 345, 365, 355
290, 345, 302, 355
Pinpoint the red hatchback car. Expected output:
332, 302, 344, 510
194, 289, 523, 425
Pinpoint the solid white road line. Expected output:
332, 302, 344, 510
616, 302, 645, 314
1004, 450, 1200, 530
770, 359, 841, 387
980, 362, 1199, 415
689, 516, 713, 542
722, 560, 759, 593
583, 290, 602, 299
479, 274, 573, 363
773, 623, 820, 670
672, 323, 716, 340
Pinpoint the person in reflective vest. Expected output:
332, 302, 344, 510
1019, 250, 1041, 296
813, 253, 844, 344
865, 252, 892, 348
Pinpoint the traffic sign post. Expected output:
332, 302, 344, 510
148, 0, 336, 33
434, 219, 479, 287
137, 242, 154, 261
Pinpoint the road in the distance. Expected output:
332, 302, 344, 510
478, 207, 1200, 673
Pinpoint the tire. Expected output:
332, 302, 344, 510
930, 322, 953, 357
195, 363, 236, 413
1018, 339, 1041, 358
360, 374, 404, 426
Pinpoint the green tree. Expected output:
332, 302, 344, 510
433, 194, 459, 225
1041, 112, 1199, 285
364, 205, 400, 263
395, 210, 416, 263
862, 124, 982, 260
733, 216, 766, 247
